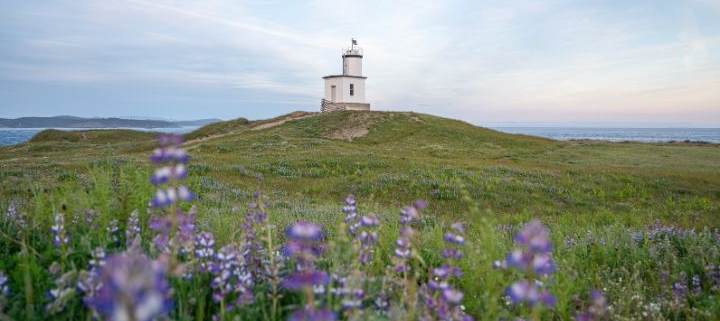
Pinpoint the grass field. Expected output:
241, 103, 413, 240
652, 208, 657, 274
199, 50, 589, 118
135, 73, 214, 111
0, 110, 719, 320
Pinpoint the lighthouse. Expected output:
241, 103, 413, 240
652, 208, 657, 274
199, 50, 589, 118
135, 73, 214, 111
321, 39, 370, 112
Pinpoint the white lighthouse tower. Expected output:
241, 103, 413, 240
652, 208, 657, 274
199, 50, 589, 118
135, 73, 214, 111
321, 39, 370, 112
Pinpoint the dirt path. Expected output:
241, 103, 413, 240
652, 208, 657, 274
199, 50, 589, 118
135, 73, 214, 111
183, 112, 317, 147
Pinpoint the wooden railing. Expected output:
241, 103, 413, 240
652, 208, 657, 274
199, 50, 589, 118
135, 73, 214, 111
320, 99, 370, 113
321, 99, 344, 113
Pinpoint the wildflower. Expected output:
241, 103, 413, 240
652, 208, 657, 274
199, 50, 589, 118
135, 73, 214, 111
393, 200, 425, 274
83, 247, 172, 321
46, 270, 76, 313
283, 221, 331, 318
89, 247, 107, 271
286, 221, 323, 241
423, 221, 474, 321
243, 198, 268, 278
287, 306, 336, 321
0, 270, 8, 297
209, 245, 254, 307
150, 186, 195, 208
343, 195, 360, 237
4, 201, 26, 228
150, 134, 189, 164
126, 210, 142, 246
357, 213, 379, 265
672, 271, 688, 304
51, 212, 69, 248
84, 210, 98, 228
506, 280, 554, 307
194, 232, 216, 273
4, 201, 17, 222
442, 288, 464, 305
340, 288, 365, 311
282, 270, 329, 291
77, 248, 107, 317
106, 219, 120, 245
495, 219, 556, 308
691, 274, 702, 296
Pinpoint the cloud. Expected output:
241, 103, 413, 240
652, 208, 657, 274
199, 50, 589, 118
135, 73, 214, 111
1, 0, 719, 125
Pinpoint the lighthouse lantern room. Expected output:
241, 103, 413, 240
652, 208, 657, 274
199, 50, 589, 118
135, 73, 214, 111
321, 39, 370, 112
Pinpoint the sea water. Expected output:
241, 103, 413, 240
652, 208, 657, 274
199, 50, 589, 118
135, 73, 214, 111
493, 127, 720, 144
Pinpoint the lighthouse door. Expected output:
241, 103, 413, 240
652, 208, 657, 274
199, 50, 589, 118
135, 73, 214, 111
331, 85, 337, 102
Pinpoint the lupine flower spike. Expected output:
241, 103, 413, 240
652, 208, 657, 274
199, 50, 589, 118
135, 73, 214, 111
83, 242, 172, 321
495, 219, 556, 309
283, 222, 334, 320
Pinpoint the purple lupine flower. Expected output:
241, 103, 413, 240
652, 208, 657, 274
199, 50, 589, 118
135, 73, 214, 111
506, 280, 554, 307
150, 164, 188, 185
209, 245, 254, 307
282, 270, 329, 291
287, 306, 336, 321
496, 219, 556, 308
514, 220, 552, 253
443, 232, 465, 246
150, 135, 189, 164
150, 186, 195, 208
84, 210, 98, 227
441, 288, 464, 305
4, 201, 17, 222
195, 232, 216, 273
283, 221, 332, 318
126, 210, 142, 246
106, 219, 120, 245
89, 247, 107, 271
672, 271, 688, 303
286, 221, 323, 241
150, 215, 173, 252
45, 269, 76, 313
423, 221, 473, 321
176, 208, 197, 255
51, 212, 69, 248
393, 201, 424, 274
342, 195, 360, 238
0, 270, 9, 297
340, 288, 365, 311
242, 199, 268, 279
691, 274, 702, 296
77, 247, 107, 317
374, 290, 390, 312
83, 248, 172, 321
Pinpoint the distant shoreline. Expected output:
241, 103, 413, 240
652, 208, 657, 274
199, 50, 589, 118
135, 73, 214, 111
0, 127, 199, 146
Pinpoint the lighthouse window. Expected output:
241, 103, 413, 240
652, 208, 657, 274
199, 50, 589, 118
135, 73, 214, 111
350, 84, 354, 96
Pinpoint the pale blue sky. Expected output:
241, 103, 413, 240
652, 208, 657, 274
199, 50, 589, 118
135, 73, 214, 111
1, 0, 719, 126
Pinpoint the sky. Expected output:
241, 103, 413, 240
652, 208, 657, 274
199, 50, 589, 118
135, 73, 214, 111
1, 0, 719, 127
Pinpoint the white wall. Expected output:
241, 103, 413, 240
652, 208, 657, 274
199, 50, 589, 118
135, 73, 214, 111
343, 56, 363, 76
324, 76, 366, 103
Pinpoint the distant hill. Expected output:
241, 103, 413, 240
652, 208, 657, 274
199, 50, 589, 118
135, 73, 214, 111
0, 116, 221, 128
175, 118, 224, 127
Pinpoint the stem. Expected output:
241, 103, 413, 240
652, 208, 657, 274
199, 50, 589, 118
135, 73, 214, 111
267, 227, 279, 321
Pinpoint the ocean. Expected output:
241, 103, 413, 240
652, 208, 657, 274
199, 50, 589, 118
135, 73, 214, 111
493, 127, 720, 144
1, 127, 719, 146
0, 127, 198, 146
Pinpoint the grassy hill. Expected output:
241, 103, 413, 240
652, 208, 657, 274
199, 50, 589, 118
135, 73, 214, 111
3, 110, 717, 226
